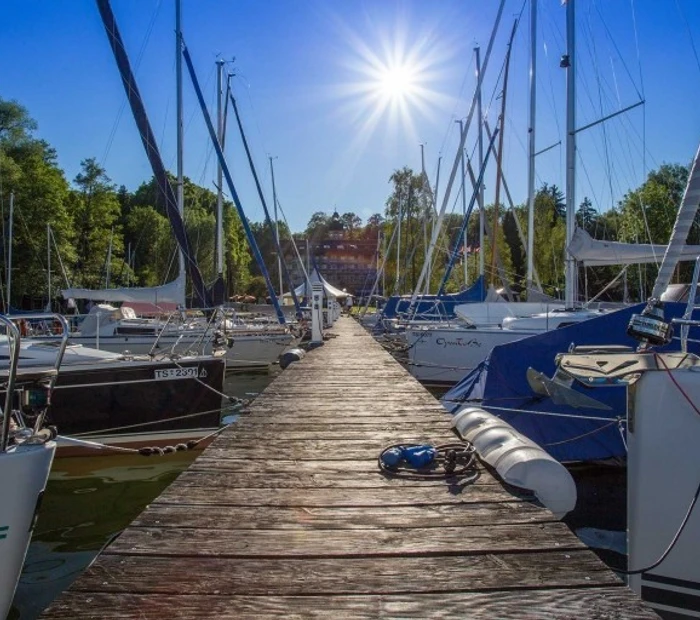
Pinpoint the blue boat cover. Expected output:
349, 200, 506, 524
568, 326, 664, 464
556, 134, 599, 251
382, 276, 487, 321
442, 302, 700, 462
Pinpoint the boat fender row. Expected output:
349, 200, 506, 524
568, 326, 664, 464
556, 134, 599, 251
138, 441, 198, 456
279, 348, 306, 369
451, 406, 577, 518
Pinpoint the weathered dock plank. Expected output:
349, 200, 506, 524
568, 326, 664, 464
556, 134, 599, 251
43, 588, 656, 619
71, 551, 621, 594
40, 317, 656, 619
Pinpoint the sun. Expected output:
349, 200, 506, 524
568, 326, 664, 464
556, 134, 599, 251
377, 64, 418, 102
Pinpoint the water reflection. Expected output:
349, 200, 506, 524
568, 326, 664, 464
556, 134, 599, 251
11, 450, 199, 619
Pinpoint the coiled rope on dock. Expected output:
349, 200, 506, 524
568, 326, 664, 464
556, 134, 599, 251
378, 441, 479, 481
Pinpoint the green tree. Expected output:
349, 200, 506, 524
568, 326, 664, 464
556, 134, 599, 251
576, 197, 598, 233
305, 211, 330, 240
341, 212, 362, 236
0, 98, 73, 308
124, 205, 172, 286
384, 167, 434, 293
128, 175, 252, 300
69, 158, 124, 289
616, 163, 690, 299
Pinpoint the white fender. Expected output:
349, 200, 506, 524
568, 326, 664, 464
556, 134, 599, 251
452, 407, 576, 518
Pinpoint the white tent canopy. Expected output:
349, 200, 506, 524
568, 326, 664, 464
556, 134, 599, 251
288, 268, 348, 300
567, 228, 700, 267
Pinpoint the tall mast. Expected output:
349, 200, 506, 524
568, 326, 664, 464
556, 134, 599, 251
526, 0, 537, 294
475, 46, 485, 279
106, 227, 113, 287
420, 143, 429, 292
491, 20, 517, 287
215, 58, 225, 279
175, 0, 186, 306
6, 192, 13, 313
456, 119, 468, 286
395, 191, 402, 294
47, 224, 51, 311
269, 156, 283, 297
564, 0, 577, 306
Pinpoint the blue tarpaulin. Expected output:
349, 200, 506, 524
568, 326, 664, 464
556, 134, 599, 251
382, 276, 487, 321
442, 302, 699, 462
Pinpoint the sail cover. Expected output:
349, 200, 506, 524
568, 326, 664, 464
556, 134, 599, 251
441, 301, 700, 462
568, 228, 700, 267
61, 276, 184, 305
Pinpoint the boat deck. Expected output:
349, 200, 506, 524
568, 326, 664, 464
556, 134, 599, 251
40, 316, 657, 619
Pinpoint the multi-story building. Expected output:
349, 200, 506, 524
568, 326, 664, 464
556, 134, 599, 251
288, 217, 380, 298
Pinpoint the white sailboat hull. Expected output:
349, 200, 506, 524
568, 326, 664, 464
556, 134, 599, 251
0, 441, 56, 619
628, 368, 700, 614
63, 331, 295, 370
405, 325, 530, 385
405, 309, 605, 385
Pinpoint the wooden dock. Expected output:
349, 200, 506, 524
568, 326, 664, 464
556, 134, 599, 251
41, 317, 656, 619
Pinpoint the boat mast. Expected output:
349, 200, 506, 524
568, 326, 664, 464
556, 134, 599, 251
456, 119, 468, 286
526, 0, 537, 295
47, 224, 51, 311
395, 190, 402, 294
269, 156, 283, 297
420, 143, 430, 292
175, 0, 186, 307
475, 46, 485, 279
407, 0, 505, 311
105, 227, 113, 288
215, 58, 225, 280
564, 0, 577, 307
6, 192, 13, 313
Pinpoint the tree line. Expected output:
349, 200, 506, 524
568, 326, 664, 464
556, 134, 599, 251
0, 96, 694, 308
300, 162, 694, 303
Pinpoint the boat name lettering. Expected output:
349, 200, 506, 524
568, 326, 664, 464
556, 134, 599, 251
435, 337, 481, 349
0, 525, 8, 540
154, 367, 199, 380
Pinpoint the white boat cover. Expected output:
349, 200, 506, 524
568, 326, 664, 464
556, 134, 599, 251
60, 275, 185, 306
567, 227, 700, 267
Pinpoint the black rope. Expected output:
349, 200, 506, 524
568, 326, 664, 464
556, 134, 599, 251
619, 477, 700, 576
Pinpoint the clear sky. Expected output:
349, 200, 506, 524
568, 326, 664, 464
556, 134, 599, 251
2, 0, 700, 233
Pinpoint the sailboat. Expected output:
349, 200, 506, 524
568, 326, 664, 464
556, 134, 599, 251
516, 140, 700, 616
0, 317, 56, 619
54, 0, 296, 371
398, 0, 645, 386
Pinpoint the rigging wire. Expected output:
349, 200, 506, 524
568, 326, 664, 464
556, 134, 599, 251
674, 0, 700, 78
101, 0, 163, 166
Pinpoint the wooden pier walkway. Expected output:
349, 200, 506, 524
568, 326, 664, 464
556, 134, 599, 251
42, 317, 656, 619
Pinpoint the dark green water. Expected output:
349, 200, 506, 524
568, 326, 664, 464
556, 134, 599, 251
9, 370, 279, 620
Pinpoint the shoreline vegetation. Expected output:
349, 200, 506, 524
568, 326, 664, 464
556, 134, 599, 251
0, 97, 692, 309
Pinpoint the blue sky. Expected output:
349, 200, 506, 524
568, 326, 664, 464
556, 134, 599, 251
1, 0, 700, 233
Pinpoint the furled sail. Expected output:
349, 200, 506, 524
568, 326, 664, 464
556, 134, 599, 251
61, 274, 184, 305
567, 227, 700, 267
